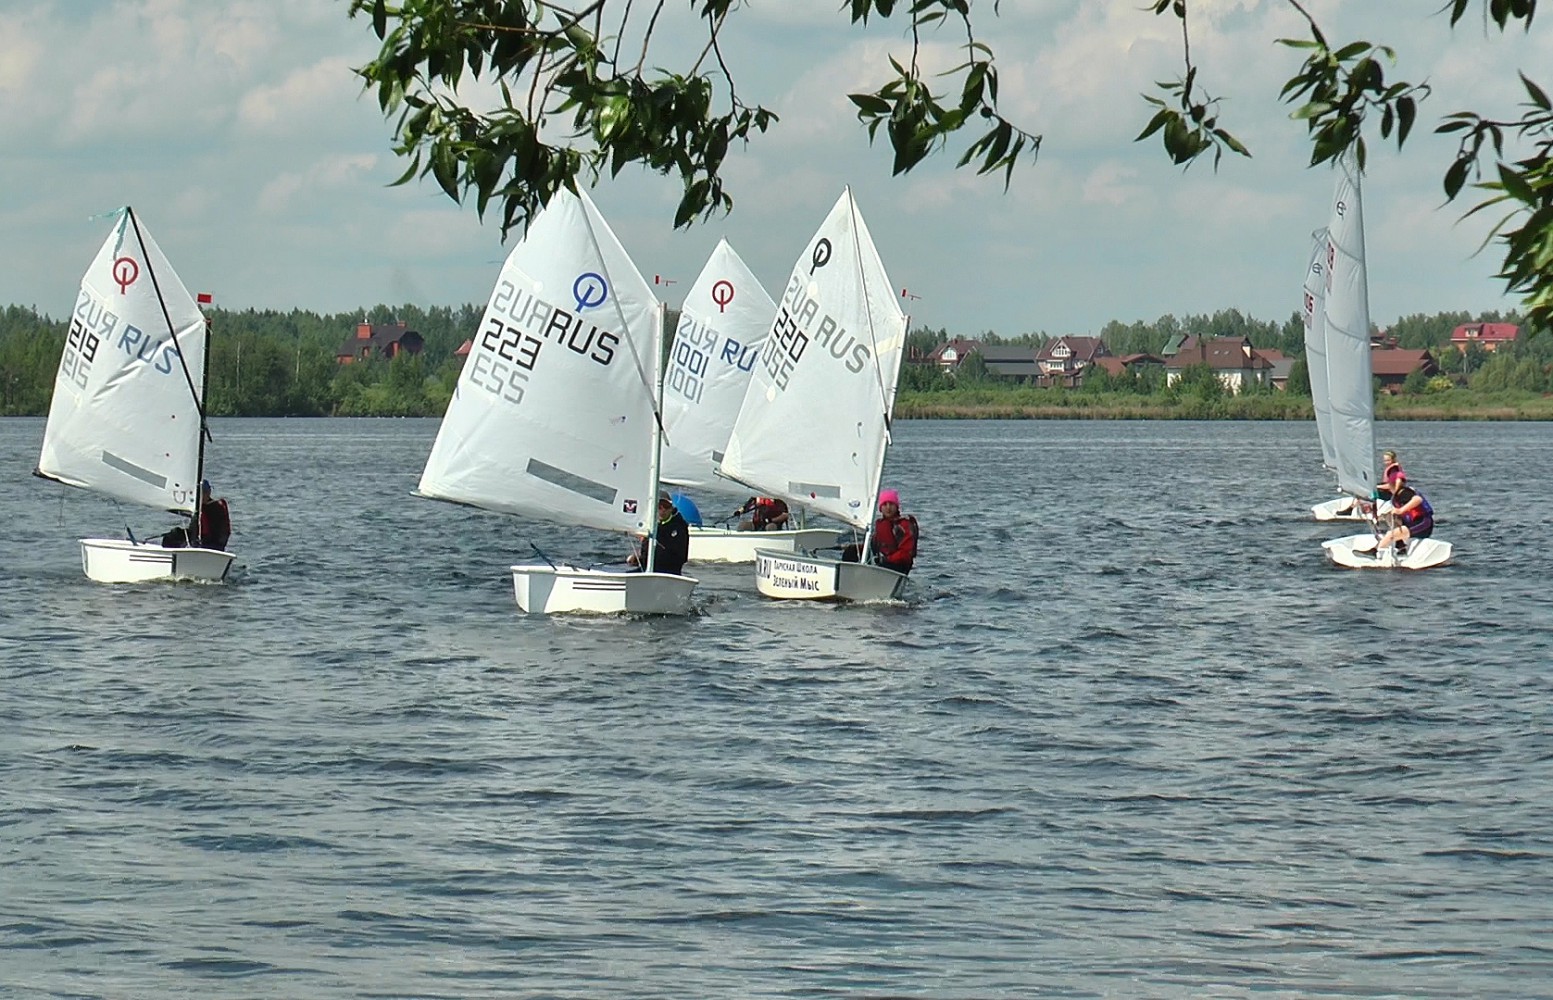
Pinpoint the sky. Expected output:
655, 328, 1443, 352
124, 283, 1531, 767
2, 0, 1547, 340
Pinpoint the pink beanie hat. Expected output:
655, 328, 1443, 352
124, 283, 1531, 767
878, 489, 900, 505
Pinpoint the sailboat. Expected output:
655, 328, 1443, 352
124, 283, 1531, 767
720, 187, 910, 601
35, 207, 234, 584
660, 239, 837, 562
1317, 156, 1451, 570
417, 188, 698, 614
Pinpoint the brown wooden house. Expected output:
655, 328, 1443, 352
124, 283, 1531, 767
337, 321, 425, 365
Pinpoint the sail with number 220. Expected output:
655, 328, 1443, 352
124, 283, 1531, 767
719, 187, 907, 530
417, 189, 662, 537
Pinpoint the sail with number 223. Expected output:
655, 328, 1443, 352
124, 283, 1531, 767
417, 188, 697, 613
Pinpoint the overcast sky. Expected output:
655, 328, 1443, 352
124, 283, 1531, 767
2, 0, 1546, 338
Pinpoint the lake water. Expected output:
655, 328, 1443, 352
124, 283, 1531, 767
2, 417, 1550, 999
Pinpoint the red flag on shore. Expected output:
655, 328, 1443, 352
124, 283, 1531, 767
196, 292, 213, 304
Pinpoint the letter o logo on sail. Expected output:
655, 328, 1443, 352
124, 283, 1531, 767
711, 279, 734, 313
809, 239, 832, 274
112, 256, 139, 295
573, 272, 608, 311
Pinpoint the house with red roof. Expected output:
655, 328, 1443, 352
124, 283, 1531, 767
1450, 322, 1519, 354
1093, 353, 1165, 380
1371, 348, 1437, 393
926, 337, 983, 371
1035, 335, 1111, 387
336, 321, 425, 365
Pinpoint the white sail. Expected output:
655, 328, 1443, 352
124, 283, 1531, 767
1301, 228, 1338, 470
418, 188, 662, 536
720, 188, 907, 529
37, 208, 206, 514
1322, 154, 1377, 499
659, 239, 774, 490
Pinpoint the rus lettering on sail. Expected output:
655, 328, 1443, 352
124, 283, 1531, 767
721, 336, 758, 373
539, 307, 618, 366
115, 324, 181, 375
469, 279, 622, 407
779, 271, 870, 376
809, 315, 870, 374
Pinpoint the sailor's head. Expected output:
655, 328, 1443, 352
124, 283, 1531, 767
200, 479, 212, 497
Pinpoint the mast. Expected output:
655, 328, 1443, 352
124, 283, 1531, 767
193, 312, 212, 539
123, 205, 209, 520
646, 301, 666, 572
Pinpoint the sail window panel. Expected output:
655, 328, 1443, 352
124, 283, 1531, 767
789, 481, 842, 500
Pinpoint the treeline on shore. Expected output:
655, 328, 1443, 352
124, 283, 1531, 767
2, 302, 1548, 419
897, 307, 1553, 419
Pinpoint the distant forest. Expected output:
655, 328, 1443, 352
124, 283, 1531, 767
0, 301, 1542, 418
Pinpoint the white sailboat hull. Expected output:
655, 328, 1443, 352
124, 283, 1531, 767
753, 549, 907, 602
80, 538, 235, 584
687, 526, 837, 563
1312, 496, 1393, 521
1322, 534, 1453, 570
510, 564, 698, 615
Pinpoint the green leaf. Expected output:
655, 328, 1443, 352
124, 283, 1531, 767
1444, 157, 1472, 200
1523, 72, 1552, 111
849, 93, 893, 116
1498, 163, 1537, 204
1135, 108, 1174, 142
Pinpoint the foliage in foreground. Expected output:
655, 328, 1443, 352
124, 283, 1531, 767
348, 1, 1553, 329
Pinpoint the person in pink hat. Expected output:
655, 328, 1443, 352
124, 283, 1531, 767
843, 487, 917, 574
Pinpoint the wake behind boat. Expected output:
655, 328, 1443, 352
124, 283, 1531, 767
720, 187, 911, 602
35, 207, 234, 584
416, 189, 696, 615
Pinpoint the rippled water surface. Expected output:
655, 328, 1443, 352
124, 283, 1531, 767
2, 417, 1551, 999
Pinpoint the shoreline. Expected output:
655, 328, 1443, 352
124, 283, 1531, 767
895, 394, 1553, 421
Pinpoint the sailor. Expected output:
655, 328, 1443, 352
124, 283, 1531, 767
628, 492, 690, 575
733, 496, 789, 531
1376, 474, 1434, 555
